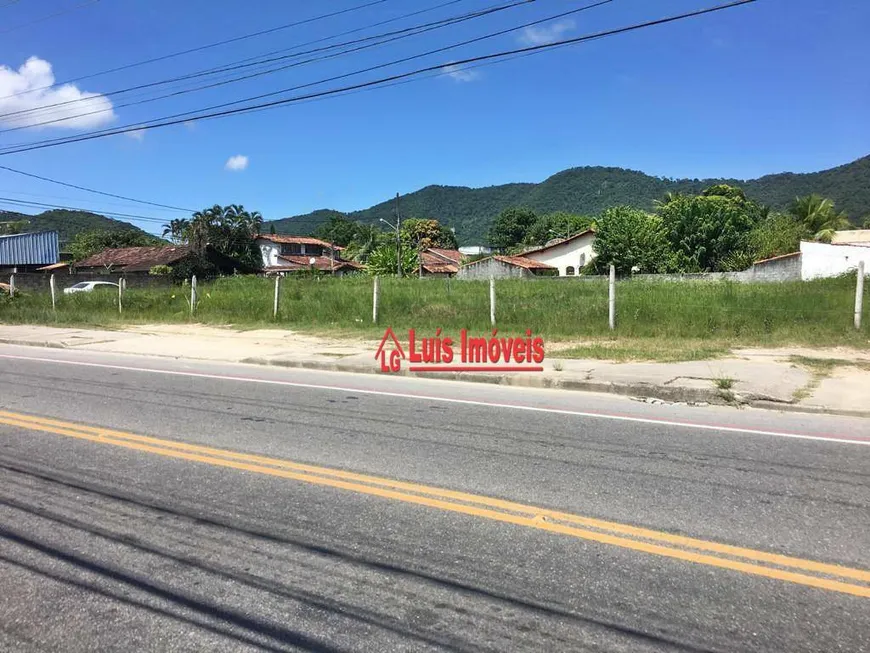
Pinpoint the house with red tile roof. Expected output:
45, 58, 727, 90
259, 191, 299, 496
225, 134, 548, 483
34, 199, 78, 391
255, 234, 362, 275
456, 254, 557, 279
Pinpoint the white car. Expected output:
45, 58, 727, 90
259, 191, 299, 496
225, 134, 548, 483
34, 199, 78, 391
63, 281, 120, 295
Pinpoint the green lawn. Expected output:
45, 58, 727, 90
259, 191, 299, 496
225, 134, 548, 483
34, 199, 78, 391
2, 274, 867, 360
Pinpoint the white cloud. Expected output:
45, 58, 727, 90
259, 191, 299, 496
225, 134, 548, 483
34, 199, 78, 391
125, 128, 145, 142
518, 19, 575, 46
0, 56, 116, 130
225, 154, 249, 171
441, 63, 480, 83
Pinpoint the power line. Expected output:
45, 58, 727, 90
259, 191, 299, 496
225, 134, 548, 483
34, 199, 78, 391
0, 0, 392, 101
0, 197, 179, 224
0, 0, 611, 148
0, 0, 528, 132
0, 0, 471, 123
0, 0, 101, 36
0, 0, 757, 157
0, 165, 195, 212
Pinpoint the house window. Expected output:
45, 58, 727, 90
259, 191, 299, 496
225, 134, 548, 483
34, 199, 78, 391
281, 244, 303, 255
565, 266, 575, 276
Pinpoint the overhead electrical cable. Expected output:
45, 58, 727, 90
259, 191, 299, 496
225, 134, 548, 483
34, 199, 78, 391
0, 0, 610, 143
0, 0, 530, 132
0, 0, 393, 101
0, 164, 194, 212
0, 0, 101, 35
0, 0, 757, 157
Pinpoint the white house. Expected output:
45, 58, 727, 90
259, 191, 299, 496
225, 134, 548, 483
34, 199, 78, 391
520, 229, 596, 277
255, 234, 362, 275
800, 241, 870, 280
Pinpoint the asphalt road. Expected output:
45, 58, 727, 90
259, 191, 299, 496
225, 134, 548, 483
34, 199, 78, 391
0, 344, 868, 652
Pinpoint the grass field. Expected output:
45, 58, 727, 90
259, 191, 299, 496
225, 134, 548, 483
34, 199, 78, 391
2, 274, 867, 360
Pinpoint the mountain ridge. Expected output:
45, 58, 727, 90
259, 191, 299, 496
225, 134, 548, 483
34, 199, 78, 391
267, 155, 870, 244
0, 209, 150, 243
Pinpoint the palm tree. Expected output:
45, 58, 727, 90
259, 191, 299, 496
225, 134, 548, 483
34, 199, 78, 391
789, 195, 850, 242
161, 218, 190, 244
654, 191, 682, 208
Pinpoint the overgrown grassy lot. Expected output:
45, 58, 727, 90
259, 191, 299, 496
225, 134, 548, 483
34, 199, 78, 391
2, 274, 866, 359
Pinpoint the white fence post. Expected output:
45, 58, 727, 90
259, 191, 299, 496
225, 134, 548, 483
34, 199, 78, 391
50, 274, 57, 312
489, 276, 496, 327
118, 280, 123, 315
190, 275, 197, 315
608, 265, 616, 331
372, 275, 380, 324
8, 274, 13, 298
856, 260, 865, 330
273, 274, 281, 319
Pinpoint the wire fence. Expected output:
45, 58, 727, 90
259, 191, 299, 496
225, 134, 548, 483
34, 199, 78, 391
2, 268, 867, 347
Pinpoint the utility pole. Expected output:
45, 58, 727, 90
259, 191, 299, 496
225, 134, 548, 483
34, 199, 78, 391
395, 192, 402, 278
418, 234, 424, 279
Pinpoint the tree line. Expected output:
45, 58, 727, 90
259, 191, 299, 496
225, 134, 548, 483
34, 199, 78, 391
488, 186, 857, 274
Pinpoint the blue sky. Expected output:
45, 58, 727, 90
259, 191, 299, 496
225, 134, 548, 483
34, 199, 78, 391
0, 0, 868, 236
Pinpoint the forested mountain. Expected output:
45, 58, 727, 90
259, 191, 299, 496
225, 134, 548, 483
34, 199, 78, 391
266, 155, 870, 244
0, 209, 149, 243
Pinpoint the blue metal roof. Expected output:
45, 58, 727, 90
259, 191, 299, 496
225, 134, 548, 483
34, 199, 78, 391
0, 231, 59, 266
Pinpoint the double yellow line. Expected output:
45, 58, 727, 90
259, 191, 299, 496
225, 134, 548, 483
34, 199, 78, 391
1, 409, 868, 598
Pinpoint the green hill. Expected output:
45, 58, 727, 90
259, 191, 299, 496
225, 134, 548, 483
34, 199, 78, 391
0, 209, 150, 244
267, 155, 870, 244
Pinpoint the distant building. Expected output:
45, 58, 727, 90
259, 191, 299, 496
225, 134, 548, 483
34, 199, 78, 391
0, 231, 59, 273
832, 229, 870, 245
458, 245, 492, 256
255, 234, 362, 275
520, 230, 596, 277
417, 248, 463, 277
457, 255, 557, 280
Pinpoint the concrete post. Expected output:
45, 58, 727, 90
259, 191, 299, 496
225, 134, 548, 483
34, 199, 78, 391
190, 275, 197, 315
372, 275, 380, 324
118, 281, 123, 315
608, 265, 616, 331
856, 261, 865, 330
50, 274, 56, 311
273, 274, 281, 319
8, 274, 13, 298
489, 276, 496, 327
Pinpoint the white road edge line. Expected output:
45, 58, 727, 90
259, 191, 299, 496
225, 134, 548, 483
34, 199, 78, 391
1, 352, 867, 446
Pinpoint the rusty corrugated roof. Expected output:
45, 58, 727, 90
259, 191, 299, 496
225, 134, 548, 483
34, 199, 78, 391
75, 246, 191, 271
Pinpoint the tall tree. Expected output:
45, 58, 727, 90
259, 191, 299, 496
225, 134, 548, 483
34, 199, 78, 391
522, 212, 593, 246
161, 218, 189, 244
657, 185, 763, 272
488, 207, 538, 250
789, 195, 850, 242
400, 218, 457, 250
314, 215, 359, 247
69, 229, 164, 261
592, 207, 673, 275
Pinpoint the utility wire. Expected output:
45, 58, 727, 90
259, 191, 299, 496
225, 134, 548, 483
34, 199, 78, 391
0, 0, 757, 156
0, 197, 180, 223
0, 0, 392, 101
0, 0, 611, 146
0, 0, 529, 132
0, 165, 194, 212
0, 0, 472, 122
0, 0, 101, 36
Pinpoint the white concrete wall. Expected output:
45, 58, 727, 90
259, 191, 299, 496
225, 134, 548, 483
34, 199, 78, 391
524, 233, 596, 276
800, 241, 870, 280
